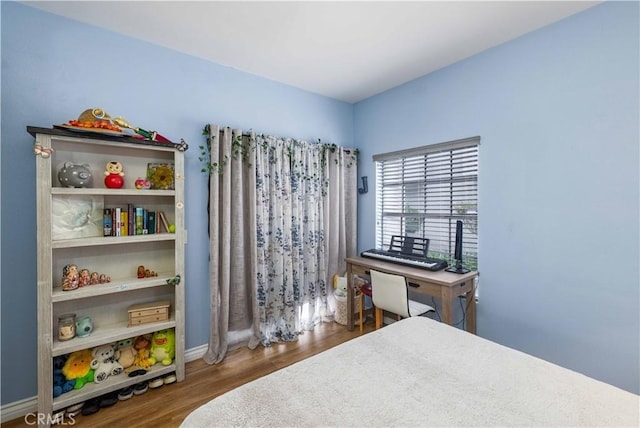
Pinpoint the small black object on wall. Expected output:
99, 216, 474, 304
358, 176, 368, 194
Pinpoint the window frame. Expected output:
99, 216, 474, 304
373, 136, 479, 271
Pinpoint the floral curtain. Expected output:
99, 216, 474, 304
204, 125, 358, 361
254, 136, 330, 344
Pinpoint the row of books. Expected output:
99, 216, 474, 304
103, 205, 171, 237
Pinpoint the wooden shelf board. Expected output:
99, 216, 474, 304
51, 188, 175, 197
27, 126, 183, 152
52, 319, 176, 357
52, 233, 176, 249
51, 274, 176, 302
52, 363, 177, 411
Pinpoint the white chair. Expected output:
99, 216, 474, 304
370, 269, 435, 329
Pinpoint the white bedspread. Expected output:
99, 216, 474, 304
182, 317, 639, 427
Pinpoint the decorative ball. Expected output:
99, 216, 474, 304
169, 224, 176, 233
104, 174, 124, 189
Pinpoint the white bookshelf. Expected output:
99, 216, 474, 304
29, 127, 186, 425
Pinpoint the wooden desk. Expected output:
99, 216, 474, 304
346, 256, 478, 334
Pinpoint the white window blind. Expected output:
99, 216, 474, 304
374, 137, 479, 270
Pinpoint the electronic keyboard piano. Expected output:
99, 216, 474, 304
360, 235, 448, 271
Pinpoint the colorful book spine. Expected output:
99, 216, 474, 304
147, 211, 156, 235
103, 209, 112, 237
135, 207, 144, 235
158, 211, 170, 233
143, 209, 149, 234
115, 207, 121, 236
128, 204, 134, 236
120, 211, 128, 236
111, 209, 117, 236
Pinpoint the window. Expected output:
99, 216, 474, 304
374, 137, 479, 270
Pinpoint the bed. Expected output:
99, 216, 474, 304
181, 317, 639, 427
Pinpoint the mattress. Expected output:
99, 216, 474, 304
182, 317, 639, 427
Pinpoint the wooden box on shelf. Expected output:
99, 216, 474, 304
128, 300, 170, 326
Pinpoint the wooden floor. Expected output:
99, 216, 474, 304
3, 320, 374, 428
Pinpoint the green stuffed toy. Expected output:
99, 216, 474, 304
148, 329, 175, 366
62, 349, 95, 389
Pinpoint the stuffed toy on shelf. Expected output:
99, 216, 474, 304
53, 355, 75, 397
115, 337, 136, 370
91, 343, 124, 383
148, 329, 175, 366
125, 334, 153, 373
62, 349, 95, 390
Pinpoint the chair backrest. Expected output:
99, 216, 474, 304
370, 269, 410, 318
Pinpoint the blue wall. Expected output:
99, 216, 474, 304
2, 0, 638, 408
355, 2, 639, 394
0, 2, 353, 405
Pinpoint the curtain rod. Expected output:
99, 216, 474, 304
218, 127, 357, 154
238, 132, 356, 154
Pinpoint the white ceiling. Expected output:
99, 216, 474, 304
24, 1, 600, 103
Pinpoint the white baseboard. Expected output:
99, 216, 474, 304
1, 396, 37, 423
185, 343, 208, 362
1, 343, 210, 423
